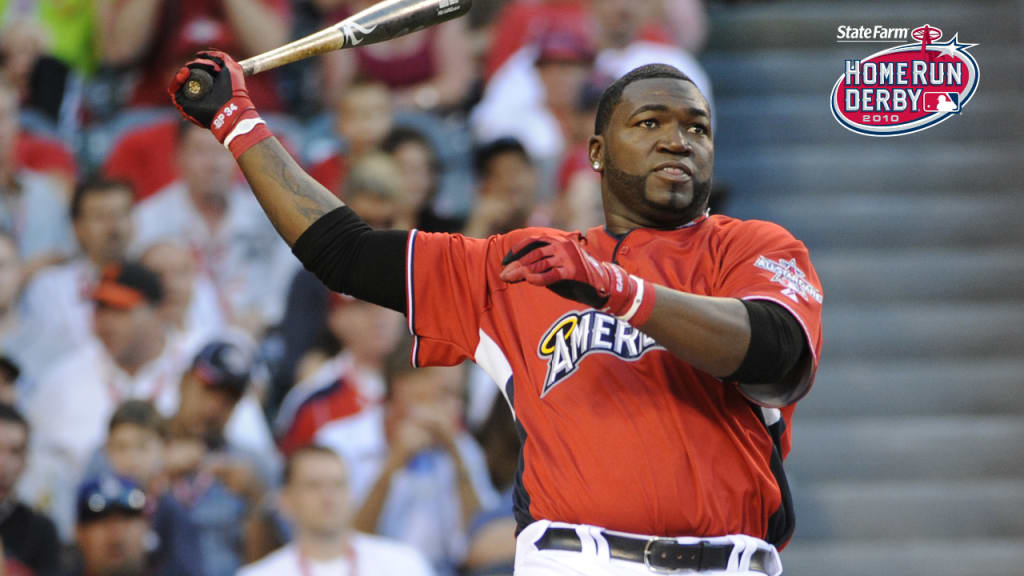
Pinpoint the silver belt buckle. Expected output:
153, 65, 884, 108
643, 537, 686, 574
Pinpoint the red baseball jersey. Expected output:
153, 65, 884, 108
405, 214, 823, 545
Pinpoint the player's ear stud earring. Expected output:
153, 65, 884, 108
593, 162, 601, 170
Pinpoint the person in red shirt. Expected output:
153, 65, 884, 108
99, 0, 290, 111
170, 55, 822, 576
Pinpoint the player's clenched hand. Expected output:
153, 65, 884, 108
168, 50, 270, 158
500, 234, 656, 325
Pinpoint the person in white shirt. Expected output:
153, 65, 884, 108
238, 445, 434, 576
20, 179, 135, 369
139, 239, 225, 347
132, 122, 297, 335
317, 343, 499, 576
20, 262, 198, 540
591, 0, 714, 112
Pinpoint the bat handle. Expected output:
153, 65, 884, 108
180, 68, 214, 101
179, 58, 256, 101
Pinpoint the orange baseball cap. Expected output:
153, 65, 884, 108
92, 262, 164, 310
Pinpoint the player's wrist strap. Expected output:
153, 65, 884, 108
223, 115, 271, 159
616, 275, 656, 326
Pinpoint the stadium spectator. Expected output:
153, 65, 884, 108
272, 152, 408, 420
276, 291, 404, 457
470, 24, 596, 199
0, 404, 60, 576
102, 119, 180, 202
658, 0, 709, 53
463, 138, 538, 238
69, 474, 150, 576
133, 122, 296, 334
482, 0, 590, 81
0, 78, 74, 274
316, 340, 497, 575
21, 262, 195, 540
591, 0, 714, 112
320, 0, 473, 112
0, 5, 94, 132
103, 400, 206, 576
97, 0, 290, 111
0, 357, 18, 406
381, 127, 462, 233
20, 179, 134, 366
309, 81, 394, 196
168, 339, 278, 478
552, 80, 605, 231
238, 445, 435, 576
164, 426, 262, 576
0, 232, 48, 398
140, 240, 226, 343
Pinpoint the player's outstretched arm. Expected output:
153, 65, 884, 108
168, 50, 342, 245
501, 235, 809, 407
168, 51, 408, 313
236, 136, 342, 245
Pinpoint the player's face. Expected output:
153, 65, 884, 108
285, 452, 350, 537
592, 78, 713, 228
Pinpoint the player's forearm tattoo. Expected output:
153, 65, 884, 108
257, 142, 335, 222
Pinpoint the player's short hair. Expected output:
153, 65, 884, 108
70, 177, 134, 221
594, 64, 697, 135
283, 444, 344, 485
108, 400, 168, 440
474, 137, 531, 179
0, 402, 29, 441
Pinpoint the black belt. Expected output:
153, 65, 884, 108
534, 527, 772, 574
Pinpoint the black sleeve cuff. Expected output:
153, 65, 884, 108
727, 300, 806, 385
292, 206, 408, 314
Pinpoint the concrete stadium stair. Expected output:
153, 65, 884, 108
702, 0, 1024, 574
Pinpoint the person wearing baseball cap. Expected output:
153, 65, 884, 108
170, 339, 251, 446
72, 474, 149, 576
21, 261, 198, 540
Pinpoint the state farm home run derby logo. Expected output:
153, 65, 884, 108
831, 24, 980, 136
538, 311, 663, 397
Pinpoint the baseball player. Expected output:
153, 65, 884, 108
170, 52, 823, 576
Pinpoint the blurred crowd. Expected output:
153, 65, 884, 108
0, 0, 717, 574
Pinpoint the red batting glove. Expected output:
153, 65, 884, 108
168, 50, 271, 159
499, 234, 657, 326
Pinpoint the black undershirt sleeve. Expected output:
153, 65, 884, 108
726, 299, 807, 385
291, 206, 408, 314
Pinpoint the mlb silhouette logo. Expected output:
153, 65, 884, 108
923, 92, 960, 112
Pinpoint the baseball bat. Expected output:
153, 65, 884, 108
180, 0, 472, 100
